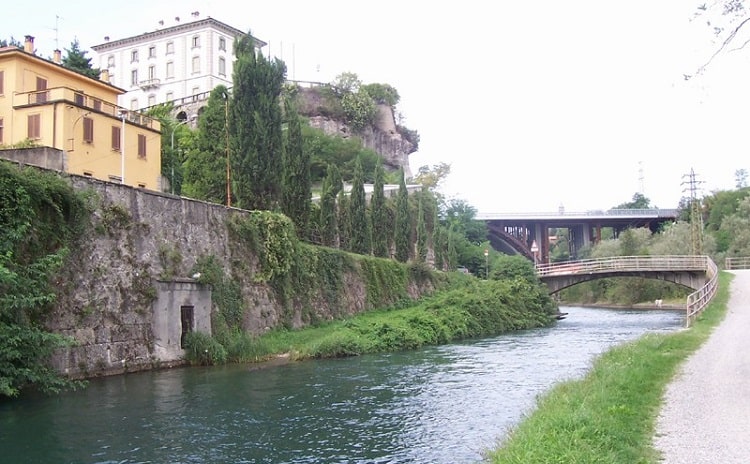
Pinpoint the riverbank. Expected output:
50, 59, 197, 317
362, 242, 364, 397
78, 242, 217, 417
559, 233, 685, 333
485, 272, 731, 463
184, 277, 559, 366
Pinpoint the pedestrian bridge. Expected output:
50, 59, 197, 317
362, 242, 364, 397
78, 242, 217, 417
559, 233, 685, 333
537, 255, 718, 327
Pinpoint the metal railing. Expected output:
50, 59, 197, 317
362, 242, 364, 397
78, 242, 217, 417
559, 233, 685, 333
537, 255, 718, 328
725, 257, 750, 270
477, 208, 679, 220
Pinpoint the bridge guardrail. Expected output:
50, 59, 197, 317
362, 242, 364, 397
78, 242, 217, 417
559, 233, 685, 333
537, 255, 717, 328
725, 257, 750, 270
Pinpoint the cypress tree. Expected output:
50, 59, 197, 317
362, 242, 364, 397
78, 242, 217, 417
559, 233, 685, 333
416, 191, 428, 262
182, 85, 230, 204
229, 31, 287, 211
338, 189, 351, 251
319, 176, 338, 247
394, 169, 411, 262
281, 99, 311, 238
348, 156, 371, 255
371, 159, 389, 257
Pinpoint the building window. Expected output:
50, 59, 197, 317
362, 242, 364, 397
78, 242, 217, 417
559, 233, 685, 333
192, 56, 200, 73
83, 117, 94, 143
93, 99, 102, 111
166, 41, 174, 54
0, 118, 3, 144
219, 37, 226, 51
130, 99, 138, 110
83, 171, 93, 177
148, 65, 156, 80
27, 114, 41, 139
131, 69, 138, 86
35, 77, 48, 103
0, 70, 5, 95
148, 94, 156, 106
107, 55, 115, 68
74, 92, 84, 105
137, 182, 146, 188
165, 91, 173, 102
191, 35, 200, 48
166, 61, 174, 79
137, 134, 147, 158
131, 50, 138, 62
192, 87, 200, 101
218, 57, 226, 76
148, 46, 156, 58
111, 126, 121, 151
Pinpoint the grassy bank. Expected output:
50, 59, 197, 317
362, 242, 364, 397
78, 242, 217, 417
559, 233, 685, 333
184, 276, 558, 365
485, 272, 732, 464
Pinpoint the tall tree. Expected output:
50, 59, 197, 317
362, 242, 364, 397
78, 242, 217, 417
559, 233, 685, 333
394, 169, 411, 262
371, 159, 389, 257
61, 39, 99, 79
281, 99, 311, 238
319, 177, 338, 247
229, 31, 287, 211
182, 86, 230, 203
416, 191, 428, 262
348, 156, 371, 255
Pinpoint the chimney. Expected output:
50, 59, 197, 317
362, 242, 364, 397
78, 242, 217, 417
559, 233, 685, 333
99, 69, 110, 83
24, 35, 34, 54
53, 49, 62, 64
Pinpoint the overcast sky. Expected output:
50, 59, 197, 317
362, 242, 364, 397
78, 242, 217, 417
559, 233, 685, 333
3, 1, 749, 213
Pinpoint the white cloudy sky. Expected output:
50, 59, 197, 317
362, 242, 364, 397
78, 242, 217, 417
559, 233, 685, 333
3, 1, 749, 213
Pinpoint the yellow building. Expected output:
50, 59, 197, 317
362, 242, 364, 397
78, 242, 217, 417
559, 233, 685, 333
0, 36, 162, 189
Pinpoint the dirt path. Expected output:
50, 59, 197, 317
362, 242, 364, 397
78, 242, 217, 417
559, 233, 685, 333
654, 270, 750, 463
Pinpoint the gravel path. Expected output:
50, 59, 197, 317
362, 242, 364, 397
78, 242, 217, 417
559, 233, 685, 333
654, 270, 750, 463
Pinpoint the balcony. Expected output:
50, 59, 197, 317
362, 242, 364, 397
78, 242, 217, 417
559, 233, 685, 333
139, 78, 161, 90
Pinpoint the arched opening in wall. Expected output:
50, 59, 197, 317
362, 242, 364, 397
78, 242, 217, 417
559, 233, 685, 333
197, 106, 206, 118
176, 111, 187, 122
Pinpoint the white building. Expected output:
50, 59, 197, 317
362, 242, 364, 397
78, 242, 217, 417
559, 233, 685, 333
91, 15, 265, 112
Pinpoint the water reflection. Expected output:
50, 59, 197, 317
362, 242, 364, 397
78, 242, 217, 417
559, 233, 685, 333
0, 306, 682, 464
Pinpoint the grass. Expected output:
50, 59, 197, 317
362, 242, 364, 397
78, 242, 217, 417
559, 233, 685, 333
484, 271, 732, 463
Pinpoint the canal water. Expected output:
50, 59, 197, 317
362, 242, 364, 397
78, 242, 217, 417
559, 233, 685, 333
0, 306, 683, 464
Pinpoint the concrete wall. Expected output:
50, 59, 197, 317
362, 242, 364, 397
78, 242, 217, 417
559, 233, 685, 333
152, 279, 212, 362
0, 147, 67, 171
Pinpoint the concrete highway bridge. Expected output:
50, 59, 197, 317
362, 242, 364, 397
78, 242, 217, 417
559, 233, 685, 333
476, 209, 680, 264
536, 255, 718, 327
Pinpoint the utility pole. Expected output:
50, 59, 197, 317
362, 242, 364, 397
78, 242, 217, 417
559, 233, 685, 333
682, 168, 704, 255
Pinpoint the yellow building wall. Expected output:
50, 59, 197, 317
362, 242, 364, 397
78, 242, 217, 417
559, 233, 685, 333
0, 48, 162, 190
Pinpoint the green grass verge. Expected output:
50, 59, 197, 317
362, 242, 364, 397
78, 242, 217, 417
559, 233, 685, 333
484, 271, 733, 464
186, 277, 559, 365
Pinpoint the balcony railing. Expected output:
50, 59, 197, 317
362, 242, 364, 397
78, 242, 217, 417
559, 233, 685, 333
13, 87, 160, 131
139, 78, 161, 90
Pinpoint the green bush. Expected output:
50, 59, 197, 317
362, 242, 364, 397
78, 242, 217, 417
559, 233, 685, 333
183, 331, 227, 365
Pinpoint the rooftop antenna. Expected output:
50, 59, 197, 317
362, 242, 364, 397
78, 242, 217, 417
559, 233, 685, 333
53, 15, 62, 49
638, 161, 645, 194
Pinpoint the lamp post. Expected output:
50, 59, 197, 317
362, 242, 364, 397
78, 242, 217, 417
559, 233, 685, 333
119, 109, 127, 185
170, 116, 195, 195
484, 248, 490, 280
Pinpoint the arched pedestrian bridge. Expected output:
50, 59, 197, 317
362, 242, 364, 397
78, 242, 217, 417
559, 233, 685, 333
537, 255, 718, 327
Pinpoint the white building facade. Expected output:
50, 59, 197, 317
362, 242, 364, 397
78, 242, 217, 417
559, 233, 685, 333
92, 17, 264, 111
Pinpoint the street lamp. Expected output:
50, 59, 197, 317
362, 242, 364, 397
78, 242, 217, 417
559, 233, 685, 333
170, 115, 196, 195
484, 248, 490, 280
118, 109, 127, 185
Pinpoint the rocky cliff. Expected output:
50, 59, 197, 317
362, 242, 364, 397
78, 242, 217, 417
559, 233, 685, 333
296, 87, 418, 177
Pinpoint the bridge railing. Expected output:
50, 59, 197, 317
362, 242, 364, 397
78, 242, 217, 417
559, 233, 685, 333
537, 255, 718, 328
536, 255, 709, 276
725, 257, 750, 270
686, 257, 718, 327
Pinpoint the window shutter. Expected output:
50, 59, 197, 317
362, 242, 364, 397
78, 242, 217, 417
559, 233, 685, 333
111, 126, 121, 150
138, 134, 146, 157
83, 117, 94, 143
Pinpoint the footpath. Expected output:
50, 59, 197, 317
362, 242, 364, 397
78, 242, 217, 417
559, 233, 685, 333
654, 270, 750, 463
